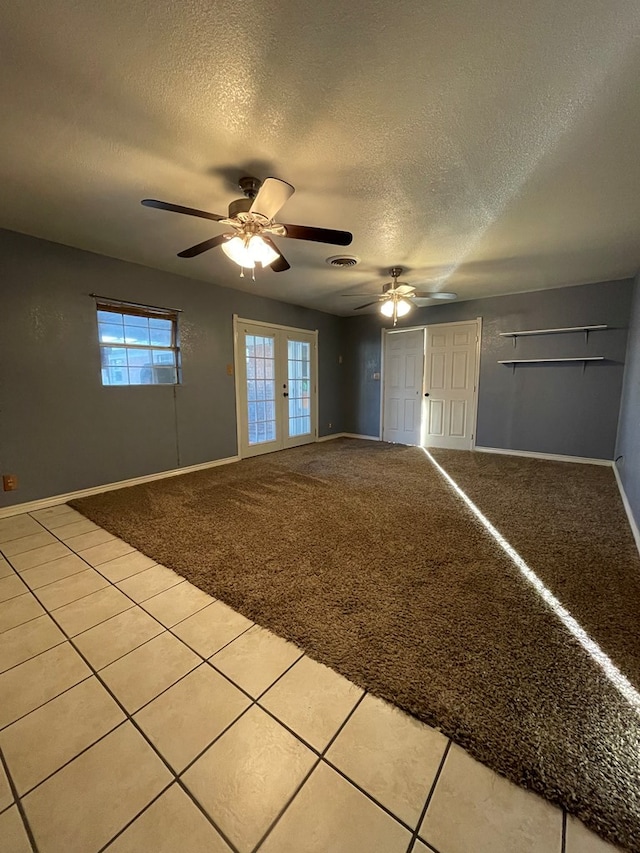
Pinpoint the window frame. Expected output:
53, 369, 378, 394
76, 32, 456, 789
96, 300, 181, 387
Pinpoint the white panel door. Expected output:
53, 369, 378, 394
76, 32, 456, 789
382, 329, 425, 445
423, 321, 479, 450
237, 321, 317, 458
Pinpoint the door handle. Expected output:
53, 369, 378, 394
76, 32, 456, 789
424, 392, 429, 397
283, 392, 289, 397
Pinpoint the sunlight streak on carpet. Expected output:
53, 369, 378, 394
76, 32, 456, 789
422, 447, 640, 714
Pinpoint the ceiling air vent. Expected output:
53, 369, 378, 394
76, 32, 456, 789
326, 255, 360, 267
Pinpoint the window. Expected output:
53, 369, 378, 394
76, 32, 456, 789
96, 301, 180, 386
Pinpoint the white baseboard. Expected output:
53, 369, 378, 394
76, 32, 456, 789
474, 446, 612, 467
317, 433, 381, 443
0, 455, 240, 519
342, 433, 381, 441
613, 463, 640, 556
316, 433, 347, 442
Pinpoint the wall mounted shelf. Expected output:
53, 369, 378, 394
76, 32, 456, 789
499, 325, 608, 347
499, 356, 605, 374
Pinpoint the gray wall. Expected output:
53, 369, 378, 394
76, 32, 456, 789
0, 229, 344, 507
615, 274, 640, 527
343, 279, 634, 459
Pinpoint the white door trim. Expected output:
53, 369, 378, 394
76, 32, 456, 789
378, 327, 386, 441
471, 317, 482, 449
233, 314, 243, 459
234, 316, 319, 337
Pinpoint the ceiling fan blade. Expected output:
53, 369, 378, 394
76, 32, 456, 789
261, 236, 291, 272
413, 291, 458, 300
354, 301, 380, 310
281, 223, 353, 246
177, 234, 229, 258
250, 177, 295, 220
141, 199, 225, 222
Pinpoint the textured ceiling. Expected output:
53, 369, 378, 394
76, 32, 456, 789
1, 0, 639, 315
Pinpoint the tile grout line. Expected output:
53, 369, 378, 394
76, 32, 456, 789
321, 754, 420, 837
0, 609, 52, 637
14, 718, 130, 800
405, 739, 451, 853
6, 564, 112, 604
10, 513, 321, 853
10, 518, 291, 720
0, 673, 96, 734
29, 514, 378, 850
18, 563, 93, 590
0, 586, 36, 606
94, 778, 177, 853
14, 563, 243, 853
17, 512, 454, 853
12, 541, 350, 735
0, 747, 39, 853
136, 587, 213, 625
250, 691, 369, 853
167, 649, 309, 785
0, 535, 75, 558
47, 512, 436, 845
12, 520, 276, 701
59, 527, 310, 719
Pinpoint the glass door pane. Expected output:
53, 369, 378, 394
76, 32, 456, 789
245, 333, 277, 446
287, 339, 311, 438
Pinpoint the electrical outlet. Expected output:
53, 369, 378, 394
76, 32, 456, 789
328, 422, 333, 429
3, 474, 18, 491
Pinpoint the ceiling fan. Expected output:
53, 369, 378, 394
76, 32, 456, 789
346, 267, 457, 325
142, 176, 352, 276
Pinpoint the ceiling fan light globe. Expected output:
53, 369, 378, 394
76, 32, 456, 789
221, 235, 279, 269
221, 236, 256, 268
250, 235, 280, 267
380, 300, 395, 317
396, 298, 412, 317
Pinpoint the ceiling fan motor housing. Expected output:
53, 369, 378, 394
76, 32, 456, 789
238, 176, 261, 199
228, 197, 253, 218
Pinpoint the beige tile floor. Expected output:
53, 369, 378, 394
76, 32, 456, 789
0, 505, 623, 853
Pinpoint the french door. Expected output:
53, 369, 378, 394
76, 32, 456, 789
234, 318, 318, 458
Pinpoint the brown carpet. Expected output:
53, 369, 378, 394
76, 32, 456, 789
72, 439, 640, 852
